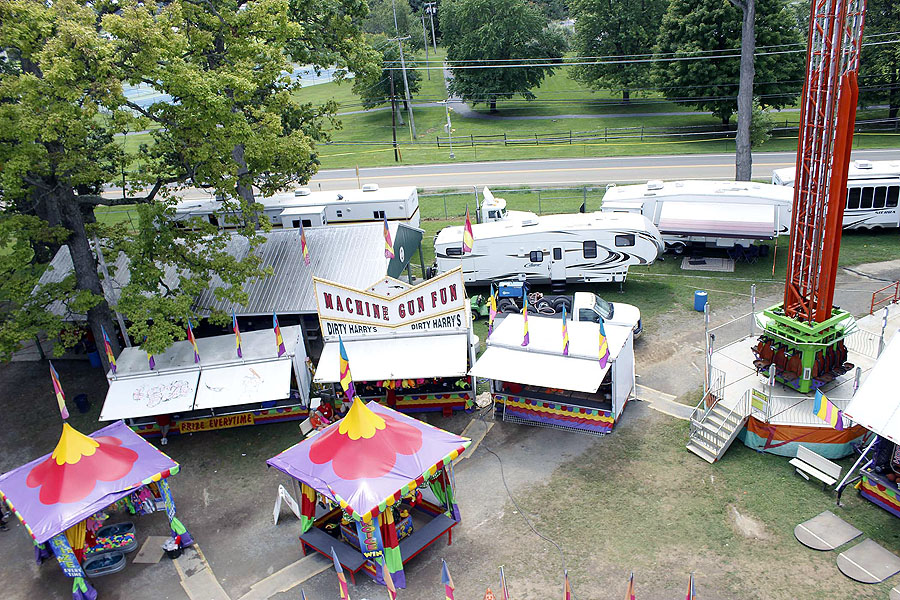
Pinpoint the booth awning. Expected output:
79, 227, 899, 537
844, 333, 900, 444
314, 334, 469, 383
470, 314, 631, 393
658, 201, 776, 239
194, 359, 293, 410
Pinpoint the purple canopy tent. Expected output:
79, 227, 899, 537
268, 399, 469, 588
0, 421, 191, 600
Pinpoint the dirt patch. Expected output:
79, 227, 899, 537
728, 505, 769, 540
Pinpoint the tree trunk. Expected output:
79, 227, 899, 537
28, 187, 63, 264
622, 89, 630, 103
231, 143, 259, 228
733, 0, 756, 181
490, 98, 497, 113
55, 188, 121, 372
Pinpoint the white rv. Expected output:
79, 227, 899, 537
434, 205, 663, 286
772, 159, 900, 229
174, 184, 420, 229
600, 180, 794, 253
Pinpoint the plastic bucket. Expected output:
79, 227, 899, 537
694, 290, 708, 312
87, 350, 102, 368
74, 394, 90, 414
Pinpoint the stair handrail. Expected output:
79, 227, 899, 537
711, 389, 751, 445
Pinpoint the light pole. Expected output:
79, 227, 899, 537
444, 100, 454, 159
421, 12, 430, 80
390, 0, 416, 139
425, 2, 437, 53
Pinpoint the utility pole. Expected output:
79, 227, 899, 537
421, 13, 430, 80
389, 71, 399, 162
425, 2, 437, 53
390, 0, 416, 139
444, 100, 455, 159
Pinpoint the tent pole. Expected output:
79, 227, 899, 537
835, 435, 878, 505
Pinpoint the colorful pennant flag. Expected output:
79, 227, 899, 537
441, 559, 455, 600
300, 222, 310, 266
521, 295, 529, 347
488, 286, 497, 337
101, 324, 116, 373
562, 305, 570, 356
384, 563, 398, 600
338, 336, 356, 403
299, 589, 309, 600
331, 547, 350, 600
499, 566, 510, 600
685, 573, 695, 600
599, 318, 609, 368
462, 206, 474, 254
384, 215, 395, 259
144, 336, 155, 370
232, 310, 243, 359
49, 361, 69, 421
625, 571, 635, 600
273, 312, 285, 357
186, 317, 200, 363
564, 569, 572, 600
813, 389, 844, 430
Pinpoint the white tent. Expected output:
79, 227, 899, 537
844, 332, 900, 444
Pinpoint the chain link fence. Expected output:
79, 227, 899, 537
418, 185, 607, 221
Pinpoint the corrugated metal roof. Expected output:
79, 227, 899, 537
40, 223, 408, 319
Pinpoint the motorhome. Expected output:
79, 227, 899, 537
772, 159, 900, 229
435, 199, 663, 286
600, 180, 794, 253
174, 184, 420, 229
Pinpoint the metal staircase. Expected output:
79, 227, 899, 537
686, 390, 750, 463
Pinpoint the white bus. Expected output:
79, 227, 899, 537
772, 159, 900, 229
601, 180, 794, 253
175, 184, 420, 229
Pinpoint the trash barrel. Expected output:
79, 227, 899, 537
87, 350, 102, 368
694, 290, 708, 312
74, 393, 90, 414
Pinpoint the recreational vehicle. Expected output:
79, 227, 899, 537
600, 180, 794, 253
772, 159, 900, 229
174, 184, 420, 229
434, 206, 663, 286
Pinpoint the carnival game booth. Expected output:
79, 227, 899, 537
839, 332, 900, 518
0, 421, 190, 600
267, 398, 469, 588
312, 269, 477, 416
101, 325, 310, 438
472, 314, 635, 436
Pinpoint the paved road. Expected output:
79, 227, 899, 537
307, 148, 899, 191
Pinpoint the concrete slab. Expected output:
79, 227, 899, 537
636, 384, 692, 421
238, 554, 331, 600
456, 417, 493, 463
794, 511, 862, 551
132, 535, 168, 564
837, 539, 900, 584
181, 567, 231, 600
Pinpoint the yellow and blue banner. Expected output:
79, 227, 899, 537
49, 361, 69, 421
101, 325, 116, 373
599, 319, 609, 368
813, 389, 844, 430
232, 310, 242, 358
462, 206, 474, 254
384, 216, 395, 259
273, 313, 285, 357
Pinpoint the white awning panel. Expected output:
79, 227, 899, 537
101, 371, 200, 420
844, 333, 900, 444
658, 201, 776, 239
471, 346, 610, 393
194, 359, 293, 410
315, 334, 468, 383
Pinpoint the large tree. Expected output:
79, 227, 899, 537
859, 0, 900, 119
352, 34, 422, 109
365, 0, 424, 49
570, 0, 667, 102
652, 0, 804, 124
0, 0, 371, 363
442, 0, 566, 112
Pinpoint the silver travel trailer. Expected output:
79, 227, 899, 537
772, 159, 900, 229
174, 184, 420, 229
601, 180, 794, 252
434, 209, 663, 286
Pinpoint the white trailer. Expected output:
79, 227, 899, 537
600, 180, 794, 252
434, 209, 663, 286
175, 184, 420, 229
772, 159, 900, 229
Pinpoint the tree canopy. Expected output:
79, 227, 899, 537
0, 0, 372, 362
365, 0, 424, 49
442, 0, 566, 111
352, 34, 423, 109
859, 0, 900, 118
653, 0, 804, 123
570, 0, 667, 101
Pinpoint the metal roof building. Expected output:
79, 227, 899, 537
40, 223, 423, 320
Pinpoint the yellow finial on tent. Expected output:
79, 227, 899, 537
50, 423, 100, 466
338, 398, 386, 441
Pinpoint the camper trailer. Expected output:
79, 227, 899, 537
434, 204, 663, 286
772, 159, 900, 229
174, 184, 420, 229
600, 180, 794, 253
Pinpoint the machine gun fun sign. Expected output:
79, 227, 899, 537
314, 268, 468, 339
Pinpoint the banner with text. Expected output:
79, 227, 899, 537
314, 268, 468, 339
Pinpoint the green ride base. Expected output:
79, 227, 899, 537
759, 303, 854, 393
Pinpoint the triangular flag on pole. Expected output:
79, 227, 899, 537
488, 286, 497, 338
813, 389, 844, 430
598, 318, 609, 368
625, 571, 635, 600
521, 295, 529, 347
338, 335, 356, 405
499, 566, 510, 600
384, 215, 395, 259
273, 312, 286, 357
144, 336, 155, 370
562, 305, 569, 356
331, 547, 350, 600
232, 310, 243, 359
384, 563, 398, 600
462, 206, 474, 254
186, 317, 200, 363
564, 569, 572, 600
685, 573, 695, 600
49, 361, 69, 420
300, 222, 310, 266
101, 324, 116, 373
442, 559, 455, 600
